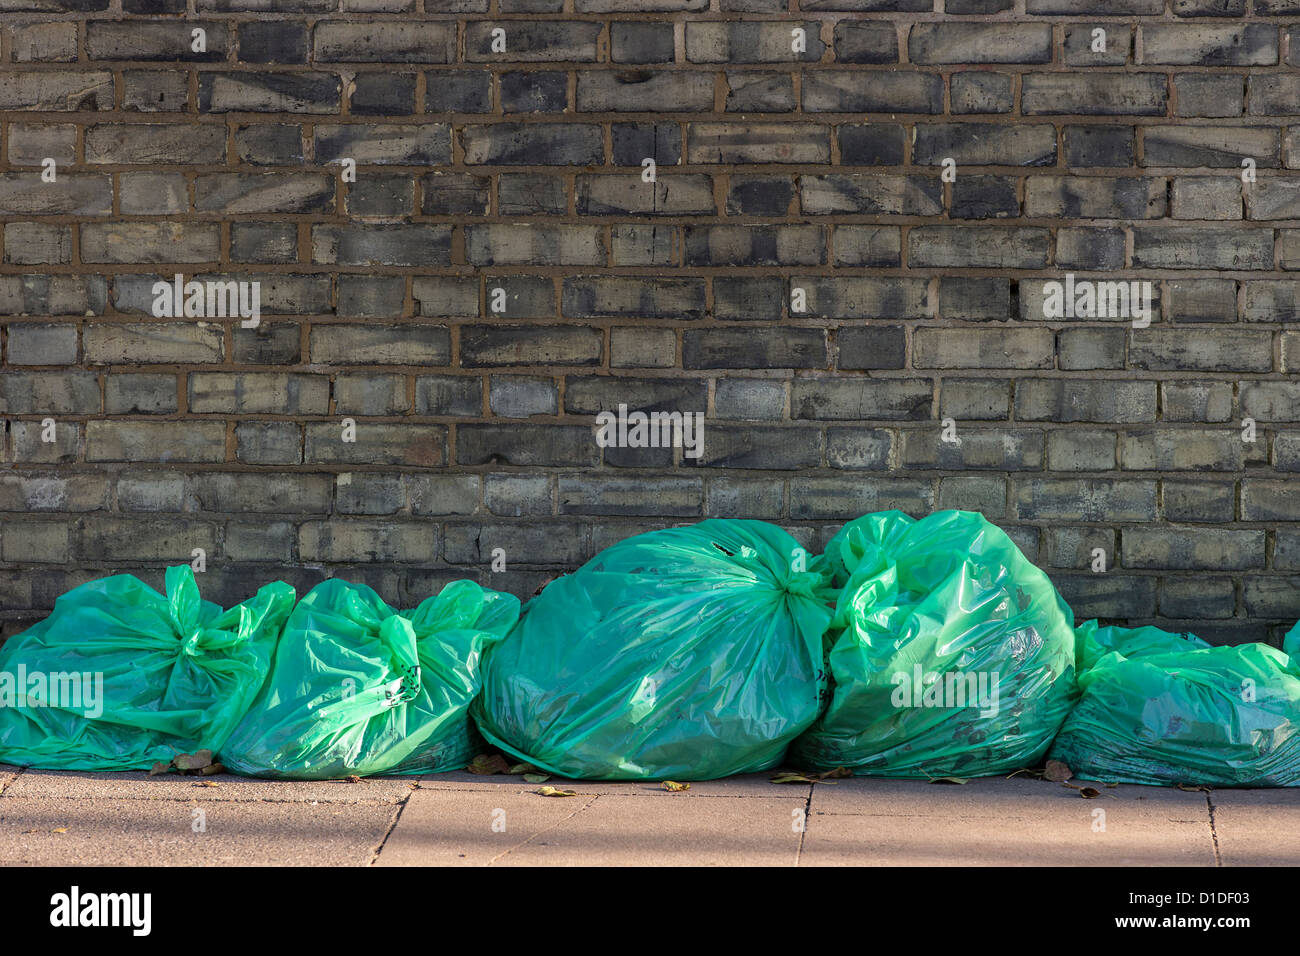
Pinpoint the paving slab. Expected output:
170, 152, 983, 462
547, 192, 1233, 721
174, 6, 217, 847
494, 794, 806, 866
800, 808, 1215, 866
1208, 790, 1300, 865
811, 775, 1210, 819
376, 789, 597, 866
416, 770, 808, 799
5, 769, 415, 804
804, 778, 1214, 866
0, 797, 397, 866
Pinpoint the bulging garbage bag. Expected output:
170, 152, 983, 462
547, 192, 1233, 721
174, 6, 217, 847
791, 510, 1077, 778
1048, 620, 1300, 787
0, 566, 294, 771
221, 577, 519, 779
472, 519, 835, 780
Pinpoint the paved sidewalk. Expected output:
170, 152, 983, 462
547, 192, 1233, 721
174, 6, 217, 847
3, 762, 1298, 866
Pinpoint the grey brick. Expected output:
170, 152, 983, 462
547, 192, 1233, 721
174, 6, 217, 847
949, 72, 1013, 114
313, 22, 453, 63
1140, 24, 1277, 66
686, 21, 825, 63
792, 378, 931, 420
1142, 126, 1279, 167
910, 24, 1051, 64
913, 123, 1056, 167
1022, 73, 1167, 115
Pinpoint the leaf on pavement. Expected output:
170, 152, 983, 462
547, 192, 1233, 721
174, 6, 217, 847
535, 786, 577, 797
466, 754, 511, 775
1044, 759, 1073, 783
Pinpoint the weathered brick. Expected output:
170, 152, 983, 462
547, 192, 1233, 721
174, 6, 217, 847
1022, 73, 1167, 115
1175, 73, 1244, 119
1142, 126, 1279, 167
461, 123, 604, 165
1017, 380, 1156, 423
688, 123, 829, 163
1130, 329, 1271, 372
802, 72, 942, 114
685, 329, 827, 370
1139, 226, 1273, 272
462, 326, 602, 367
86, 421, 226, 463
1140, 24, 1277, 66
686, 21, 824, 63
909, 24, 1051, 64
313, 22, 453, 63
908, 227, 1049, 270
310, 324, 449, 365
914, 328, 1055, 369
913, 124, 1057, 167
1024, 177, 1165, 219
1123, 527, 1263, 571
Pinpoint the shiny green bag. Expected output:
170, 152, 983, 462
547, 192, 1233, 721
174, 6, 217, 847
0, 566, 294, 771
472, 519, 835, 780
791, 510, 1078, 778
1049, 620, 1300, 786
221, 578, 519, 779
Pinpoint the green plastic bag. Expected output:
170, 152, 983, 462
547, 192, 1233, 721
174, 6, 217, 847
791, 510, 1077, 778
221, 578, 519, 779
472, 519, 835, 780
1048, 620, 1300, 787
0, 566, 294, 771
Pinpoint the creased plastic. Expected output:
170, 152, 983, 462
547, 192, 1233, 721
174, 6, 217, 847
0, 566, 294, 771
1048, 620, 1300, 787
472, 519, 835, 780
220, 577, 519, 779
791, 510, 1077, 778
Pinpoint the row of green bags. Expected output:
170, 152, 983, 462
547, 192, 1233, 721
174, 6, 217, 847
6, 509, 1300, 785
0, 566, 519, 778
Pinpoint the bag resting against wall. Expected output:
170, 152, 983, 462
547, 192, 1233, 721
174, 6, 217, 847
472, 519, 835, 781
791, 510, 1078, 778
0, 566, 295, 771
1048, 620, 1300, 787
220, 577, 519, 779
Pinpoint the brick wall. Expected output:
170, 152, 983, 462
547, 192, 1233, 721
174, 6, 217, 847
2, 0, 1299, 644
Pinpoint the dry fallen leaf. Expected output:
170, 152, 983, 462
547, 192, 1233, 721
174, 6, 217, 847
466, 754, 511, 775
508, 762, 538, 775
522, 773, 551, 784
1044, 759, 1073, 783
535, 786, 577, 797
173, 752, 212, 772
52, 827, 67, 834
345, 775, 363, 784
1176, 783, 1212, 793
770, 772, 817, 784
148, 761, 171, 777
929, 777, 970, 785
1078, 787, 1101, 799
197, 780, 219, 788
662, 780, 690, 792
818, 767, 853, 780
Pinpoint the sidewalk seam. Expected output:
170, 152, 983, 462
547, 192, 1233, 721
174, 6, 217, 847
795, 783, 813, 867
1206, 793, 1223, 867
368, 785, 417, 866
